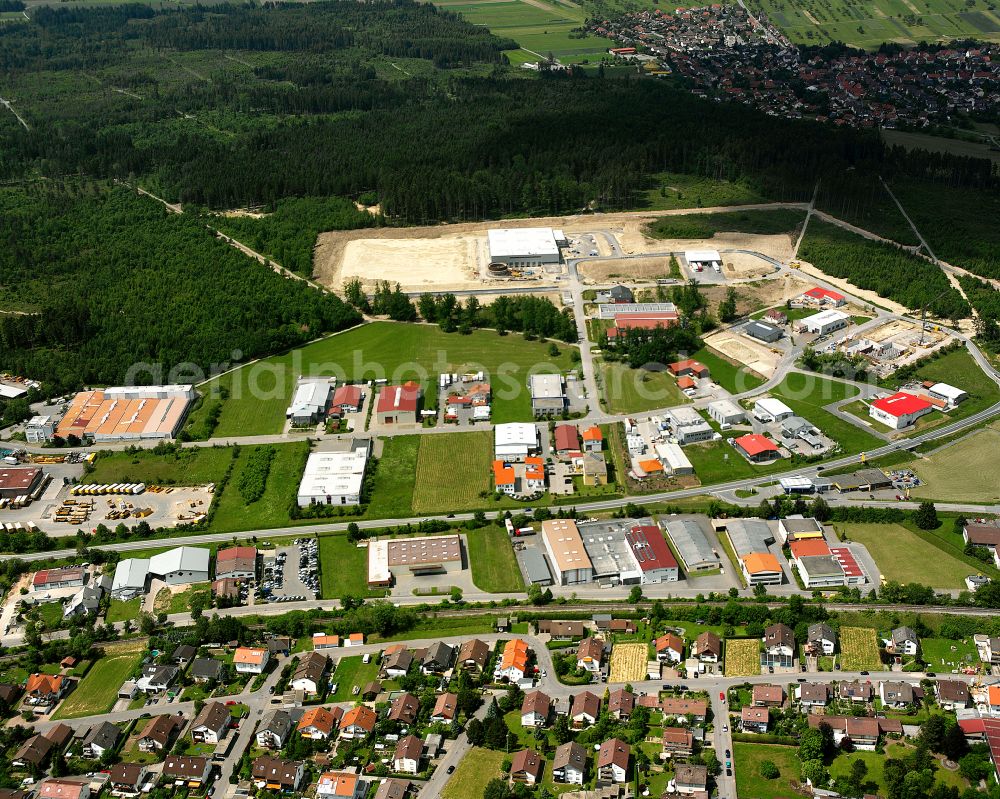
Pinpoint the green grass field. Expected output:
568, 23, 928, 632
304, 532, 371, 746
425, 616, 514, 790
84, 446, 234, 486
733, 743, 801, 799
53, 644, 144, 719
366, 436, 419, 518
154, 584, 211, 615
882, 130, 1000, 165
906, 423, 1000, 502
412, 432, 492, 513
645, 208, 806, 240
442, 747, 507, 799
692, 346, 766, 394
185, 322, 574, 436
897, 348, 1000, 431
827, 743, 969, 793
638, 171, 769, 211
318, 535, 387, 599
467, 526, 524, 593
834, 522, 975, 588
209, 441, 307, 533
328, 655, 380, 701
685, 437, 788, 484
600, 361, 690, 414
921, 636, 979, 670
747, 0, 1000, 49
106, 597, 142, 623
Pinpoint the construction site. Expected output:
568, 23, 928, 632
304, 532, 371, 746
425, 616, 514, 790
827, 318, 956, 378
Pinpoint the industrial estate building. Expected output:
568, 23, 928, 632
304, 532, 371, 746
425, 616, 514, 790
663, 519, 720, 572
296, 440, 372, 507
798, 309, 849, 336
367, 534, 464, 587
541, 519, 594, 586
529, 374, 566, 417
495, 423, 540, 461
539, 519, 676, 586
0, 466, 45, 501
869, 392, 933, 429
376, 385, 422, 425
111, 547, 211, 600
286, 379, 332, 426
487, 228, 563, 266
56, 385, 195, 442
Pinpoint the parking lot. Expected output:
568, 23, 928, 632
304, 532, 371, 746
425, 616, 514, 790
258, 538, 318, 604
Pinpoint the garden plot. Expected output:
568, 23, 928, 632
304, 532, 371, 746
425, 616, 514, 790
724, 638, 761, 676
838, 627, 882, 671
608, 642, 648, 683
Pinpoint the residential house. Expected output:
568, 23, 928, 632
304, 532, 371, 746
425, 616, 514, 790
596, 739, 630, 786
82, 721, 120, 758
37, 781, 89, 799
654, 633, 684, 663
521, 690, 551, 728
661, 727, 694, 758
24, 673, 67, 711
251, 756, 304, 792
840, 681, 873, 703
607, 688, 634, 720
372, 780, 408, 799
289, 652, 328, 695
879, 681, 915, 709
937, 680, 971, 711
889, 627, 920, 657
234, 647, 269, 675
299, 706, 342, 740
316, 773, 366, 799
608, 619, 637, 634
752, 684, 783, 707
798, 683, 829, 709
361, 682, 382, 701
162, 756, 211, 787
138, 715, 180, 752
498, 639, 530, 682
808, 715, 902, 751
456, 639, 489, 673
552, 741, 587, 785
172, 645, 196, 666
741, 706, 770, 733
137, 664, 178, 694
191, 702, 230, 744
420, 642, 455, 675
675, 764, 708, 795
582, 426, 603, 452
313, 634, 340, 651
190, 658, 223, 684
383, 649, 413, 679
430, 693, 458, 723
392, 736, 423, 775
389, 693, 420, 726
691, 631, 722, 670
660, 698, 709, 723
577, 637, 605, 674
0, 683, 22, 708
554, 425, 581, 458
806, 623, 837, 656
510, 749, 543, 785
570, 691, 601, 727
107, 763, 148, 797
339, 706, 377, 739
13, 734, 57, 769
762, 623, 795, 668
538, 620, 585, 640
257, 710, 294, 749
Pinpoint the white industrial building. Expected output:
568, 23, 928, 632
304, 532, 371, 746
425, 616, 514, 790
111, 546, 210, 599
367, 534, 464, 587
25, 416, 56, 443
928, 382, 967, 408
666, 408, 714, 445
111, 558, 151, 600
529, 374, 566, 417
296, 440, 371, 507
495, 423, 539, 462
799, 309, 849, 336
541, 519, 594, 586
286, 379, 332, 426
685, 249, 722, 271
654, 442, 693, 475
487, 228, 562, 266
663, 519, 720, 572
597, 302, 677, 320
707, 400, 746, 427
753, 397, 794, 422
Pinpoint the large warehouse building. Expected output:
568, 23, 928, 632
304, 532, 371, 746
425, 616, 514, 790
0, 466, 44, 501
296, 440, 371, 507
487, 228, 563, 267
367, 534, 464, 587
541, 519, 594, 586
111, 546, 210, 600
56, 385, 195, 442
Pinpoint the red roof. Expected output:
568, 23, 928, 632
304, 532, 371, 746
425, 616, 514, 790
613, 313, 678, 330
830, 546, 864, 578
804, 287, 845, 302
871, 392, 932, 417
734, 434, 778, 457
789, 539, 831, 559
377, 385, 421, 413
554, 425, 580, 452
217, 546, 256, 562
625, 525, 678, 572
677, 376, 696, 390
331, 385, 362, 408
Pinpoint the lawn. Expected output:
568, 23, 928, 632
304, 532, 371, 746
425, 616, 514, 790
834, 522, 975, 588
905, 423, 1000, 502
83, 446, 235, 486
691, 346, 766, 394
685, 438, 787, 485
769, 372, 882, 454
838, 627, 882, 671
53, 643, 144, 719
318, 535, 387, 599
154, 584, 211, 615
466, 526, 524, 593
827, 742, 970, 794
106, 597, 142, 623
600, 361, 690, 414
209, 441, 308, 533
920, 636, 980, 671
412, 432, 492, 513
328, 656, 381, 702
366, 435, 419, 518
442, 747, 507, 799
33, 601, 65, 630
185, 322, 575, 436
733, 742, 801, 799
371, 615, 496, 643
724, 639, 760, 676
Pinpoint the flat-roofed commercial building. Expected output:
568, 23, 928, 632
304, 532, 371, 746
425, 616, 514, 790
707, 399, 746, 427
664, 519, 719, 572
296, 440, 371, 507
495, 423, 539, 462
0, 466, 44, 500
56, 385, 195, 442
529, 374, 566, 418
799, 309, 849, 336
487, 228, 561, 266
367, 534, 464, 587
625, 525, 679, 583
579, 521, 642, 585
597, 302, 677, 320
541, 519, 593, 586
